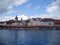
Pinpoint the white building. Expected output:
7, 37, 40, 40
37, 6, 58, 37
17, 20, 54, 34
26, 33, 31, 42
28, 18, 42, 26
28, 18, 54, 26
41, 18, 54, 26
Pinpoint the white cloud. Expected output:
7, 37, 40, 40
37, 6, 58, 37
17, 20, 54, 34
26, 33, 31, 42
13, 0, 27, 6
0, 16, 14, 21
18, 14, 28, 20
30, 0, 60, 19
46, 0, 60, 13
0, 14, 28, 21
49, 0, 60, 6
30, 14, 53, 19
1, 13, 60, 21
0, 0, 60, 21
47, 6, 59, 13
46, 0, 60, 19
0, 0, 27, 14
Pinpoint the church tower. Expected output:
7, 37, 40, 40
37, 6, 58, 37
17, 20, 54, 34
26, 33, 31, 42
15, 15, 18, 21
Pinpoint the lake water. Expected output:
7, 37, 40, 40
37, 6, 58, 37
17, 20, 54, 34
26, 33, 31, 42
0, 29, 60, 45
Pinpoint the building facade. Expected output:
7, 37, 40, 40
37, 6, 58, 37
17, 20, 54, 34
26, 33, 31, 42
0, 16, 60, 27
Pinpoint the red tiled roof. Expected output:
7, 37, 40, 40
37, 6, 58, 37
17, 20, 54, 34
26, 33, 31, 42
8, 20, 15, 22
54, 20, 60, 24
6, 20, 15, 24
41, 18, 55, 22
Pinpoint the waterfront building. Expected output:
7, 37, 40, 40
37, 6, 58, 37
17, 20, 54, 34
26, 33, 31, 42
0, 21, 6, 25
28, 18, 55, 26
0, 15, 60, 27
41, 18, 55, 26
0, 22, 4, 24
54, 20, 60, 26
6, 16, 25, 26
28, 18, 42, 26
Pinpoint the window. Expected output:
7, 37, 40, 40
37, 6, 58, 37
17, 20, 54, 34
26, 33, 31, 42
49, 23, 52, 25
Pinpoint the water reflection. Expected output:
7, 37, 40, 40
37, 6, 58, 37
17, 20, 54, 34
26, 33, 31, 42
0, 29, 60, 45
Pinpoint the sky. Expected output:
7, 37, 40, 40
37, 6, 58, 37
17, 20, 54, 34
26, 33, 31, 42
0, 0, 60, 21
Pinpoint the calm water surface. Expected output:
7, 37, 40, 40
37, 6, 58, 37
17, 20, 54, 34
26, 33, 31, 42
0, 29, 60, 45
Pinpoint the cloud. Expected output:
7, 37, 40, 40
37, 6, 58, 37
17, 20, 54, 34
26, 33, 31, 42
0, 14, 28, 21
0, 0, 60, 21
30, 0, 60, 19
46, 0, 60, 19
35, 5, 40, 10
0, 14, 53, 21
47, 6, 59, 13
0, 16, 14, 21
18, 14, 28, 20
13, 0, 27, 6
26, 3, 32, 8
30, 14, 53, 19
0, 0, 27, 14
